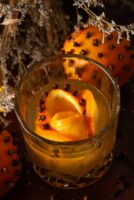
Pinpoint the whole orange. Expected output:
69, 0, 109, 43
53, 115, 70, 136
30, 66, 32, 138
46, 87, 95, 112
62, 25, 134, 86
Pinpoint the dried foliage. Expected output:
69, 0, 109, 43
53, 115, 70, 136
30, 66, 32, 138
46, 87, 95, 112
0, 0, 68, 126
0, 0, 134, 127
74, 0, 134, 43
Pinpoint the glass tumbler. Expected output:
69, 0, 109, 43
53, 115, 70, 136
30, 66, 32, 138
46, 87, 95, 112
15, 54, 120, 189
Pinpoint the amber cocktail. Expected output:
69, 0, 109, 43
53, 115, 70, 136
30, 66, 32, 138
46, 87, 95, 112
15, 54, 120, 189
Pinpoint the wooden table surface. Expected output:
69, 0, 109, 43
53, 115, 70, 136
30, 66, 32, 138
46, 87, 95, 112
1, 76, 134, 200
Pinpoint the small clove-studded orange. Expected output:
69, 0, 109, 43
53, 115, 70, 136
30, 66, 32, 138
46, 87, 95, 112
0, 130, 22, 197
62, 25, 134, 86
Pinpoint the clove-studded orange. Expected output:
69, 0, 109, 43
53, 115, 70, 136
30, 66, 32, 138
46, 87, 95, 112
0, 129, 22, 197
62, 25, 134, 86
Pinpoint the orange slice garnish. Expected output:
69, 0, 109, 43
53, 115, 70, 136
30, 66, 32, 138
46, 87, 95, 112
35, 128, 69, 142
81, 89, 98, 133
50, 111, 89, 140
35, 88, 98, 141
45, 89, 82, 117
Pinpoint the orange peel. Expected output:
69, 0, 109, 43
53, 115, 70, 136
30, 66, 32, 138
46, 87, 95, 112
50, 111, 89, 140
35, 88, 98, 141
35, 128, 69, 142
45, 89, 82, 117
81, 89, 98, 133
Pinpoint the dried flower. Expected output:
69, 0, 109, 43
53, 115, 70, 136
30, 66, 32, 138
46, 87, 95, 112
0, 114, 11, 127
0, 86, 15, 115
0, 0, 68, 126
1, 18, 21, 26
73, 0, 134, 42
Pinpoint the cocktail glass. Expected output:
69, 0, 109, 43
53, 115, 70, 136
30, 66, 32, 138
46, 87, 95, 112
15, 54, 120, 189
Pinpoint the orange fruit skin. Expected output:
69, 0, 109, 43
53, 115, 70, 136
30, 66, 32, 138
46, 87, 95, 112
62, 25, 134, 86
50, 111, 91, 140
45, 89, 82, 116
0, 130, 22, 197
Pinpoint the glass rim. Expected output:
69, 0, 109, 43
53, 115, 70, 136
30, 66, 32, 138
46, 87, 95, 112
14, 53, 120, 146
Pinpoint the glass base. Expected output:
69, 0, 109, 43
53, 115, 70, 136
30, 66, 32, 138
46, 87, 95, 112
33, 151, 114, 189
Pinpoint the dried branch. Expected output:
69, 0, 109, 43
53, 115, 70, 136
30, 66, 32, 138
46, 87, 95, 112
0, 0, 68, 126
73, 0, 134, 42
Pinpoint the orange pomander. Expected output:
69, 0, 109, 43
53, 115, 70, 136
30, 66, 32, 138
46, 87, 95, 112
0, 130, 22, 197
62, 25, 134, 86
